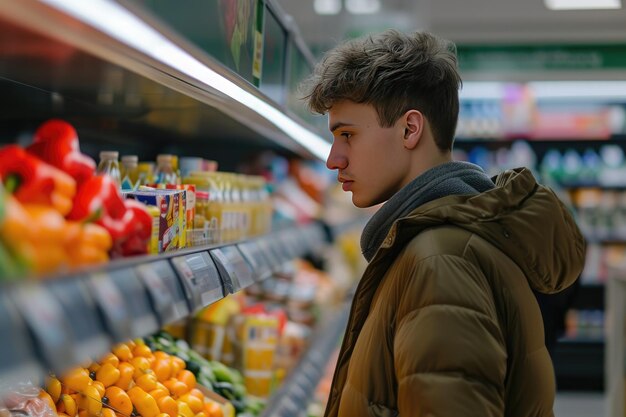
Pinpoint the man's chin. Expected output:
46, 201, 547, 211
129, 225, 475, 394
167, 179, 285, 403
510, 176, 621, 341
352, 194, 375, 209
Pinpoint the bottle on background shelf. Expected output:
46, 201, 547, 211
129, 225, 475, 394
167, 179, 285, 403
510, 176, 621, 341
120, 155, 139, 190
97, 150, 121, 186
154, 154, 180, 185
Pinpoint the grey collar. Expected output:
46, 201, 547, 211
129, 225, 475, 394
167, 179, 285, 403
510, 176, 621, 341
360, 161, 495, 262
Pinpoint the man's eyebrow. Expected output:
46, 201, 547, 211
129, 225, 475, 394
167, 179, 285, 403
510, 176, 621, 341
330, 122, 355, 132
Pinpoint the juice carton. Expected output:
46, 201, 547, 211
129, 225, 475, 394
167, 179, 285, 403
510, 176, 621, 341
124, 189, 186, 253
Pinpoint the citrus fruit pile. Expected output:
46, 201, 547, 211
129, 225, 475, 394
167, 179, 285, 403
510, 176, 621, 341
43, 340, 225, 417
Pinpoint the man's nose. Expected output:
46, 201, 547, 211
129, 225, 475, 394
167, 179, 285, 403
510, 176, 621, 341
326, 143, 348, 171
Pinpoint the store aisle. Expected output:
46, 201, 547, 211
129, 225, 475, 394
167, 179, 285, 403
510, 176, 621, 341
554, 392, 605, 417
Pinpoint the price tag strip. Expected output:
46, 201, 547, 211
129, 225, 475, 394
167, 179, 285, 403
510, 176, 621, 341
135, 260, 189, 326
46, 279, 110, 366
107, 268, 159, 339
255, 237, 280, 273
0, 294, 43, 396
171, 252, 223, 312
13, 284, 75, 374
88, 272, 132, 342
210, 245, 255, 293
237, 241, 272, 282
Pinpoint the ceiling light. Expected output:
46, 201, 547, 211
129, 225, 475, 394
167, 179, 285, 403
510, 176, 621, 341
544, 0, 621, 10
41, 0, 331, 160
346, 0, 381, 14
314, 0, 341, 15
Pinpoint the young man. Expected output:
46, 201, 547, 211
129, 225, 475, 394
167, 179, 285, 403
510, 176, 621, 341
305, 30, 585, 417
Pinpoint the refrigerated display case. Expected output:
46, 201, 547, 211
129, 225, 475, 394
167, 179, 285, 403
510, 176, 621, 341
606, 263, 626, 417
0, 1, 362, 416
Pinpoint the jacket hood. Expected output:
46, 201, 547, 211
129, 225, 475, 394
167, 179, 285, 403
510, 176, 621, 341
378, 168, 586, 293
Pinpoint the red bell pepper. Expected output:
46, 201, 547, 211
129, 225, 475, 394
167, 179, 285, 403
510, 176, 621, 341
27, 119, 96, 184
118, 199, 152, 256
68, 175, 152, 257
67, 175, 128, 238
0, 145, 76, 216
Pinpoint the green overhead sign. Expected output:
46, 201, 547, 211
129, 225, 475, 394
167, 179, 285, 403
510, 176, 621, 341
457, 44, 626, 72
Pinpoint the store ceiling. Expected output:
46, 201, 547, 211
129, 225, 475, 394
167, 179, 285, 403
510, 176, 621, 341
277, 0, 626, 51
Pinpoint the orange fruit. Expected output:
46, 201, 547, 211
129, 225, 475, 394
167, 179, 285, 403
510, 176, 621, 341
78, 385, 102, 417
152, 358, 172, 382
112, 344, 133, 362
177, 401, 194, 417
104, 387, 132, 416
149, 388, 168, 401
156, 395, 178, 417
60, 394, 77, 417
153, 351, 170, 360
170, 357, 185, 376
87, 362, 101, 373
114, 362, 134, 391
194, 412, 207, 417
38, 390, 56, 412
61, 368, 92, 393
188, 389, 203, 401
156, 414, 170, 417
204, 402, 223, 417
46, 376, 62, 403
155, 382, 168, 392
178, 394, 203, 414
96, 363, 121, 388
128, 386, 160, 417
91, 381, 105, 398
163, 379, 188, 398
100, 353, 120, 368
101, 408, 116, 417
133, 344, 153, 358
131, 357, 151, 379
136, 373, 158, 392
176, 370, 196, 390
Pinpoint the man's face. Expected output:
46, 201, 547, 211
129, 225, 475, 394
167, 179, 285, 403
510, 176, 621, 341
326, 100, 411, 208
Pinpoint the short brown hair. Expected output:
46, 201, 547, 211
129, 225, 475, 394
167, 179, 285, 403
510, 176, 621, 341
304, 30, 462, 151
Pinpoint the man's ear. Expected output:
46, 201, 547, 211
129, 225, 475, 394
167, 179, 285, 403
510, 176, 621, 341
403, 110, 424, 150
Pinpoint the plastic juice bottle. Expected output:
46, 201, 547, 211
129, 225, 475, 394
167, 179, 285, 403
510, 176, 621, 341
240, 175, 253, 239
250, 177, 263, 236
97, 151, 121, 187
154, 154, 180, 185
212, 173, 226, 244
230, 174, 243, 241
137, 162, 155, 186
259, 177, 272, 234
120, 155, 140, 190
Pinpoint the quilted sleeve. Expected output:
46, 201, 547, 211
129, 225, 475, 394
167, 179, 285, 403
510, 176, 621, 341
394, 254, 507, 417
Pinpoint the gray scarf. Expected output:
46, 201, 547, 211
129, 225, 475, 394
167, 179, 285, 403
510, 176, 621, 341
361, 161, 495, 262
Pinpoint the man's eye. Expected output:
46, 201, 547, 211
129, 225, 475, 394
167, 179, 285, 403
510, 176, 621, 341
341, 132, 352, 140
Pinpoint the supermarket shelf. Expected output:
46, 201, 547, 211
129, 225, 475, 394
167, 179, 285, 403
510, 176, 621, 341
0, 0, 330, 160
563, 184, 626, 191
326, 216, 370, 242
454, 136, 626, 144
553, 336, 604, 391
0, 222, 330, 394
572, 282, 605, 310
558, 336, 605, 345
584, 238, 626, 245
260, 302, 350, 417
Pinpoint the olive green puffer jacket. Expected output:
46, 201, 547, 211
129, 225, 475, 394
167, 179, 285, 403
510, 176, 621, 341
325, 168, 586, 417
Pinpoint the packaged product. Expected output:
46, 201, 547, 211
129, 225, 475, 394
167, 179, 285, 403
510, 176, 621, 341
123, 188, 186, 253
